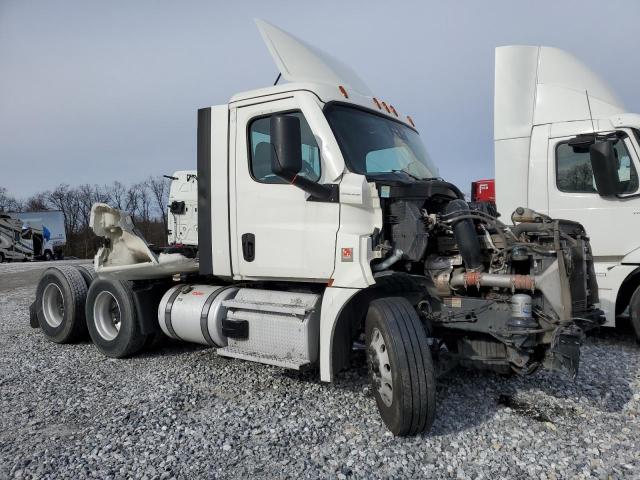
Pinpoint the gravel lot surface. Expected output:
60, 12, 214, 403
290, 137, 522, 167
1, 260, 639, 479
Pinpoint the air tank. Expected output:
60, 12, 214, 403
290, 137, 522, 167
158, 284, 239, 346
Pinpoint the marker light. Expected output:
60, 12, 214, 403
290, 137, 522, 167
406, 116, 415, 127
389, 105, 398, 117
338, 85, 349, 98
373, 97, 382, 109
380, 101, 391, 113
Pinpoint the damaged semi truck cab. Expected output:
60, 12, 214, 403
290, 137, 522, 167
35, 21, 601, 436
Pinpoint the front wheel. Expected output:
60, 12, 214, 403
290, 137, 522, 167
365, 297, 436, 436
43, 250, 53, 261
628, 286, 640, 343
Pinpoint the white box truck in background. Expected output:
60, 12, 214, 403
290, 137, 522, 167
484, 46, 640, 342
30, 21, 604, 436
12, 210, 66, 260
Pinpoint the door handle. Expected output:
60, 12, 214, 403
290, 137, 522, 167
242, 233, 255, 262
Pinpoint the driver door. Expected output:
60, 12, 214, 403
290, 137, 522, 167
232, 97, 339, 281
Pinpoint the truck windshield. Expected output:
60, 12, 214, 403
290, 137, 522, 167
324, 104, 438, 179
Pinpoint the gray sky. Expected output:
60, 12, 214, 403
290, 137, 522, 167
1, 0, 639, 198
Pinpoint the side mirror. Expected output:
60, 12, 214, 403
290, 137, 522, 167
269, 114, 336, 201
270, 115, 302, 179
590, 140, 622, 197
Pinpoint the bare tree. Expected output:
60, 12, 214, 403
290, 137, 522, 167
147, 175, 170, 232
23, 192, 49, 212
47, 184, 82, 239
0, 186, 22, 212
124, 185, 139, 222
107, 181, 127, 210
136, 182, 152, 224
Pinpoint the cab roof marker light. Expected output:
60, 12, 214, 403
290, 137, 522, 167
389, 105, 398, 117
380, 101, 391, 113
338, 85, 349, 98
406, 115, 415, 127
372, 97, 382, 109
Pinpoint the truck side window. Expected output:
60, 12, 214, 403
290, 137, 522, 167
248, 112, 321, 184
556, 136, 638, 194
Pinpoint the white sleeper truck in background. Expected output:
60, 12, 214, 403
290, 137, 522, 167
30, 21, 605, 436
494, 46, 640, 341
167, 170, 198, 246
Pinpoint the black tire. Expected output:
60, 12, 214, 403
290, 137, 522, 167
43, 250, 53, 261
76, 264, 96, 289
35, 266, 88, 343
0, 252, 4, 263
628, 286, 640, 343
86, 277, 147, 358
365, 297, 436, 436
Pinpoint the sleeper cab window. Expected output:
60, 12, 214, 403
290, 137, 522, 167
248, 111, 321, 184
556, 135, 638, 194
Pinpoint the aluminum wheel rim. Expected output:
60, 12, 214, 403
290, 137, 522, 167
369, 327, 393, 407
42, 283, 64, 328
93, 291, 121, 341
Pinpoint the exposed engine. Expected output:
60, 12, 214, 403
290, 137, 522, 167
371, 176, 602, 377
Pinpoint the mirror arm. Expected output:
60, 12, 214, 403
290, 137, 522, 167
278, 172, 337, 201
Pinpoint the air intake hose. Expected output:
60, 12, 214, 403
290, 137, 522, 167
445, 199, 483, 272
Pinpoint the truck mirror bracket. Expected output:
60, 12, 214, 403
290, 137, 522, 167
306, 184, 339, 203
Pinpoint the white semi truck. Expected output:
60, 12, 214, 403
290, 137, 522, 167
166, 170, 198, 247
492, 46, 640, 342
30, 21, 603, 436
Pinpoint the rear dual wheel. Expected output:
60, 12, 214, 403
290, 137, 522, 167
365, 297, 436, 436
35, 266, 88, 343
86, 278, 147, 358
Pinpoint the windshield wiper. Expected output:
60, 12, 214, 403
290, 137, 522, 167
390, 169, 423, 181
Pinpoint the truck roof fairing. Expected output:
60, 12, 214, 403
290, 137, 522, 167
255, 19, 372, 97
228, 21, 413, 128
495, 46, 626, 141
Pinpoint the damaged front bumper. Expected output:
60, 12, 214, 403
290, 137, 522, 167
543, 324, 585, 379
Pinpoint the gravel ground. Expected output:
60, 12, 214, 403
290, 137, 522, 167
1, 260, 639, 479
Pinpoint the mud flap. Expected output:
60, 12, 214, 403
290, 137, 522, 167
544, 324, 584, 378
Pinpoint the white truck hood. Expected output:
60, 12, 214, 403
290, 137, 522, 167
255, 19, 372, 96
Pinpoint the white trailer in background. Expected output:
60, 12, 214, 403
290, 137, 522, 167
31, 21, 604, 436
493, 46, 640, 341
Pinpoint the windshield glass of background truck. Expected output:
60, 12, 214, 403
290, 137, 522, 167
556, 134, 638, 194
324, 104, 438, 178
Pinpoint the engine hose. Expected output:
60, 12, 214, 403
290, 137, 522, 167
372, 249, 404, 272
445, 200, 484, 271
442, 213, 513, 245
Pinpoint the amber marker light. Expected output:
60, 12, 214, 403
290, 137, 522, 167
338, 85, 349, 98
406, 115, 416, 127
389, 105, 398, 117
373, 97, 382, 109
380, 101, 391, 113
